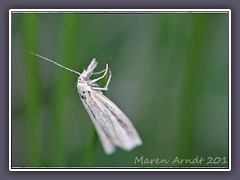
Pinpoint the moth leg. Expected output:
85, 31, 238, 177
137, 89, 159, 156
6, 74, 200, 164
90, 64, 109, 84
92, 69, 105, 75
92, 70, 112, 91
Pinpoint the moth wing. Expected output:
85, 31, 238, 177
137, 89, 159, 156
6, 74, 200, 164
90, 91, 142, 151
81, 94, 116, 155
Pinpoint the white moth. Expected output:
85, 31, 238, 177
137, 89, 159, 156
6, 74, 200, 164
31, 53, 142, 154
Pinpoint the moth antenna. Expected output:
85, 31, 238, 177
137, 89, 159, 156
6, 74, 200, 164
31, 52, 81, 75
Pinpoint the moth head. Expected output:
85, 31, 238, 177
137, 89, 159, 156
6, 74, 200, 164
78, 76, 85, 84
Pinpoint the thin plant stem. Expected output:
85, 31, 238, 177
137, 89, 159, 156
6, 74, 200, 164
22, 14, 42, 166
176, 14, 210, 166
84, 64, 111, 166
50, 14, 79, 166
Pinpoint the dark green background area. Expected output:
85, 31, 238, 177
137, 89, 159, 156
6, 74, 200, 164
11, 12, 229, 168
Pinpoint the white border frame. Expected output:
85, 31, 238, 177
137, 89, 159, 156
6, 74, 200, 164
9, 9, 231, 171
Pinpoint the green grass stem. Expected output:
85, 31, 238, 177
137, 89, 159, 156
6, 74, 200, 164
22, 14, 42, 166
50, 14, 79, 166
83, 63, 111, 166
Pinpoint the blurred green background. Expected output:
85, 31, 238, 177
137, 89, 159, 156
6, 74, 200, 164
11, 12, 229, 168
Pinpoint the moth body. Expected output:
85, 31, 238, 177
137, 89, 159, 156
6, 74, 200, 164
32, 53, 142, 155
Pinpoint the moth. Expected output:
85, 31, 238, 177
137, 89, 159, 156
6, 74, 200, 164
32, 53, 142, 154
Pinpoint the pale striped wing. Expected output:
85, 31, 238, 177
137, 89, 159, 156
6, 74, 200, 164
81, 92, 116, 154
81, 90, 142, 154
